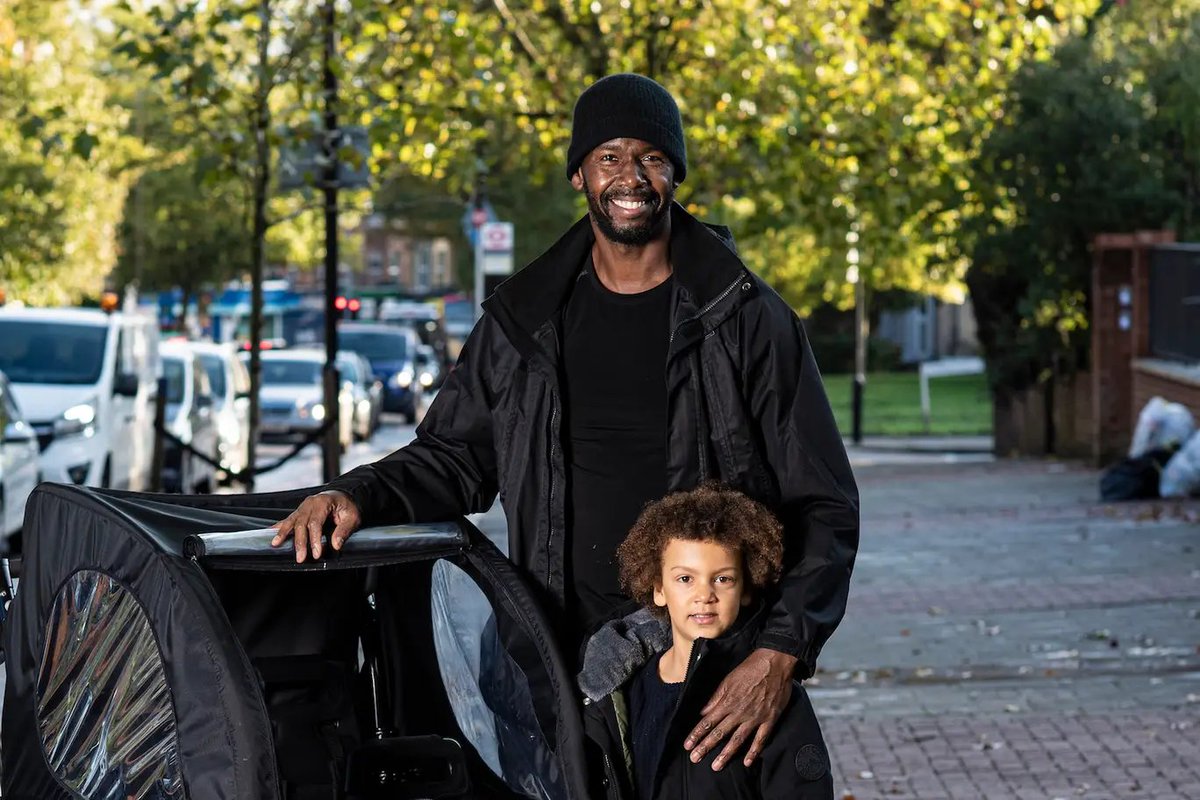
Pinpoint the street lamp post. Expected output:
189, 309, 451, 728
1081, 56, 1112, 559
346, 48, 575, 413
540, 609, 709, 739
320, 0, 341, 482
471, 157, 489, 321
847, 235, 866, 444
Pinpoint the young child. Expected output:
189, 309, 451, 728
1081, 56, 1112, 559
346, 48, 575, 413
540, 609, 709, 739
577, 483, 834, 800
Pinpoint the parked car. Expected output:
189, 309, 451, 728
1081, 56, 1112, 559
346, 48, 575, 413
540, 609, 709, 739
336, 351, 382, 441
337, 322, 422, 423
0, 370, 40, 548
379, 299, 452, 385
187, 340, 251, 481
0, 307, 160, 490
160, 342, 218, 494
252, 349, 353, 450
414, 343, 441, 391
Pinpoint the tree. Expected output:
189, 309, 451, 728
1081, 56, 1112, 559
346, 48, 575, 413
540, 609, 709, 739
113, 0, 328, 477
351, 0, 1097, 314
962, 0, 1199, 451
114, 163, 253, 324
0, 0, 132, 304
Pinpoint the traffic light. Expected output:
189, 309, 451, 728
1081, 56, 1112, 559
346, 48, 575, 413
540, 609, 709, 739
334, 296, 361, 319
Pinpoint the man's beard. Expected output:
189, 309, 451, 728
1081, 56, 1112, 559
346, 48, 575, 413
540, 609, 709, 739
582, 176, 673, 246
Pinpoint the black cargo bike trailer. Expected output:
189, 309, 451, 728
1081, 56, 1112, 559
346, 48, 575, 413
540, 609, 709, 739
1, 484, 591, 800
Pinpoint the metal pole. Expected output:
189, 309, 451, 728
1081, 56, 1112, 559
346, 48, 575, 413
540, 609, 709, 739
472, 180, 486, 322
852, 275, 867, 444
321, 0, 341, 482
150, 377, 168, 492
473, 219, 485, 321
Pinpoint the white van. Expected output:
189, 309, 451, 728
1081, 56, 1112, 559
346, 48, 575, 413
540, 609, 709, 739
0, 308, 161, 490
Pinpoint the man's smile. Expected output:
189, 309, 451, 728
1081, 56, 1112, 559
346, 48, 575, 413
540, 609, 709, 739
605, 195, 657, 221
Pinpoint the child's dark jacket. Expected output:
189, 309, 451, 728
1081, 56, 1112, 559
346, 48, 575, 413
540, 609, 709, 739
577, 606, 834, 800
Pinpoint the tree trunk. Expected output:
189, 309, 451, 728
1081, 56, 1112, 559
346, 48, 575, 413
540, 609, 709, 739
244, 0, 273, 492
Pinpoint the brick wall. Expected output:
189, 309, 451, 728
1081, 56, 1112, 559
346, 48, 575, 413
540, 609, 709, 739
1089, 231, 1178, 464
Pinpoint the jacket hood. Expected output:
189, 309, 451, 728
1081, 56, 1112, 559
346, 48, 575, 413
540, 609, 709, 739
483, 203, 747, 342
577, 602, 768, 703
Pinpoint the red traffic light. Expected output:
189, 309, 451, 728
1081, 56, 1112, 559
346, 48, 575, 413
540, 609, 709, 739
334, 296, 348, 311
348, 298, 361, 312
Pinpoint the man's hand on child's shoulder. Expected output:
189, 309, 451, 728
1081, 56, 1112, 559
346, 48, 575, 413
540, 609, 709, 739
684, 648, 798, 771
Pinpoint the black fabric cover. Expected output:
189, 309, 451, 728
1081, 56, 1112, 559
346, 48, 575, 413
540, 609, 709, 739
3, 483, 299, 799
456, 535, 590, 798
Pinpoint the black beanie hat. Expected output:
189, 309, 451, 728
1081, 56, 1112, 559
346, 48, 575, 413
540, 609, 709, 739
566, 74, 687, 183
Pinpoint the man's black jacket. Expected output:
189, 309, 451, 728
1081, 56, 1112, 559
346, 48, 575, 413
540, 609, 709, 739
576, 606, 835, 800
327, 203, 860, 675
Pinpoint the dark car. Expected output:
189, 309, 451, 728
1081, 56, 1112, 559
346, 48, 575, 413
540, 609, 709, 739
337, 322, 422, 423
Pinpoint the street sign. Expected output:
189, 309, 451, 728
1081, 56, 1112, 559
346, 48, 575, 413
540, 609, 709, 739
278, 125, 371, 190
482, 222, 514, 253
460, 199, 497, 245
481, 222, 514, 275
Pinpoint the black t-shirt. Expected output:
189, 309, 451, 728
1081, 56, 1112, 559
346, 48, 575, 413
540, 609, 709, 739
562, 263, 673, 634
629, 653, 684, 800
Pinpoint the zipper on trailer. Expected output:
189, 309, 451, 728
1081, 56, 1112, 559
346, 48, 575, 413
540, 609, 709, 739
668, 272, 747, 348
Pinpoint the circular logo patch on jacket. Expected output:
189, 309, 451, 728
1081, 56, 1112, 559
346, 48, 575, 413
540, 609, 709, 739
794, 744, 829, 781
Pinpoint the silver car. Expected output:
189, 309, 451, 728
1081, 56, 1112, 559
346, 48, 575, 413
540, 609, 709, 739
337, 351, 382, 441
0, 370, 40, 549
160, 342, 218, 494
253, 349, 354, 451
187, 341, 251, 481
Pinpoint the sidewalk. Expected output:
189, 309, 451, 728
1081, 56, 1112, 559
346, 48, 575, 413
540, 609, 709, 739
850, 435, 994, 453
817, 459, 1200, 799
844, 435, 995, 467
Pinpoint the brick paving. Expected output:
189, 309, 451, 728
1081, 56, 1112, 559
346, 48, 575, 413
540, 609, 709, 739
815, 459, 1200, 799
824, 710, 1200, 800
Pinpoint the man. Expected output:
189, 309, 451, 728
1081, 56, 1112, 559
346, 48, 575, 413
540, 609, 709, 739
272, 73, 859, 773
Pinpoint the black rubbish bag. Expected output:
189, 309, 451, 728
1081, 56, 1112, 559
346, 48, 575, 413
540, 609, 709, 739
1099, 447, 1176, 502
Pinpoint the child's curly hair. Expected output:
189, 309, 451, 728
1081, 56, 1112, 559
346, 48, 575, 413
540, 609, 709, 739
617, 483, 784, 613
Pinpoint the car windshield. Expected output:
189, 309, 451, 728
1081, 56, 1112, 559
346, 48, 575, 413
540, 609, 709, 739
198, 354, 227, 399
338, 358, 360, 382
261, 359, 321, 385
0, 320, 108, 385
163, 358, 185, 404
339, 330, 407, 361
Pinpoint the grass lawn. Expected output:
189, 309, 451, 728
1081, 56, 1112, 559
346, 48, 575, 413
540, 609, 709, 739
822, 372, 993, 437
